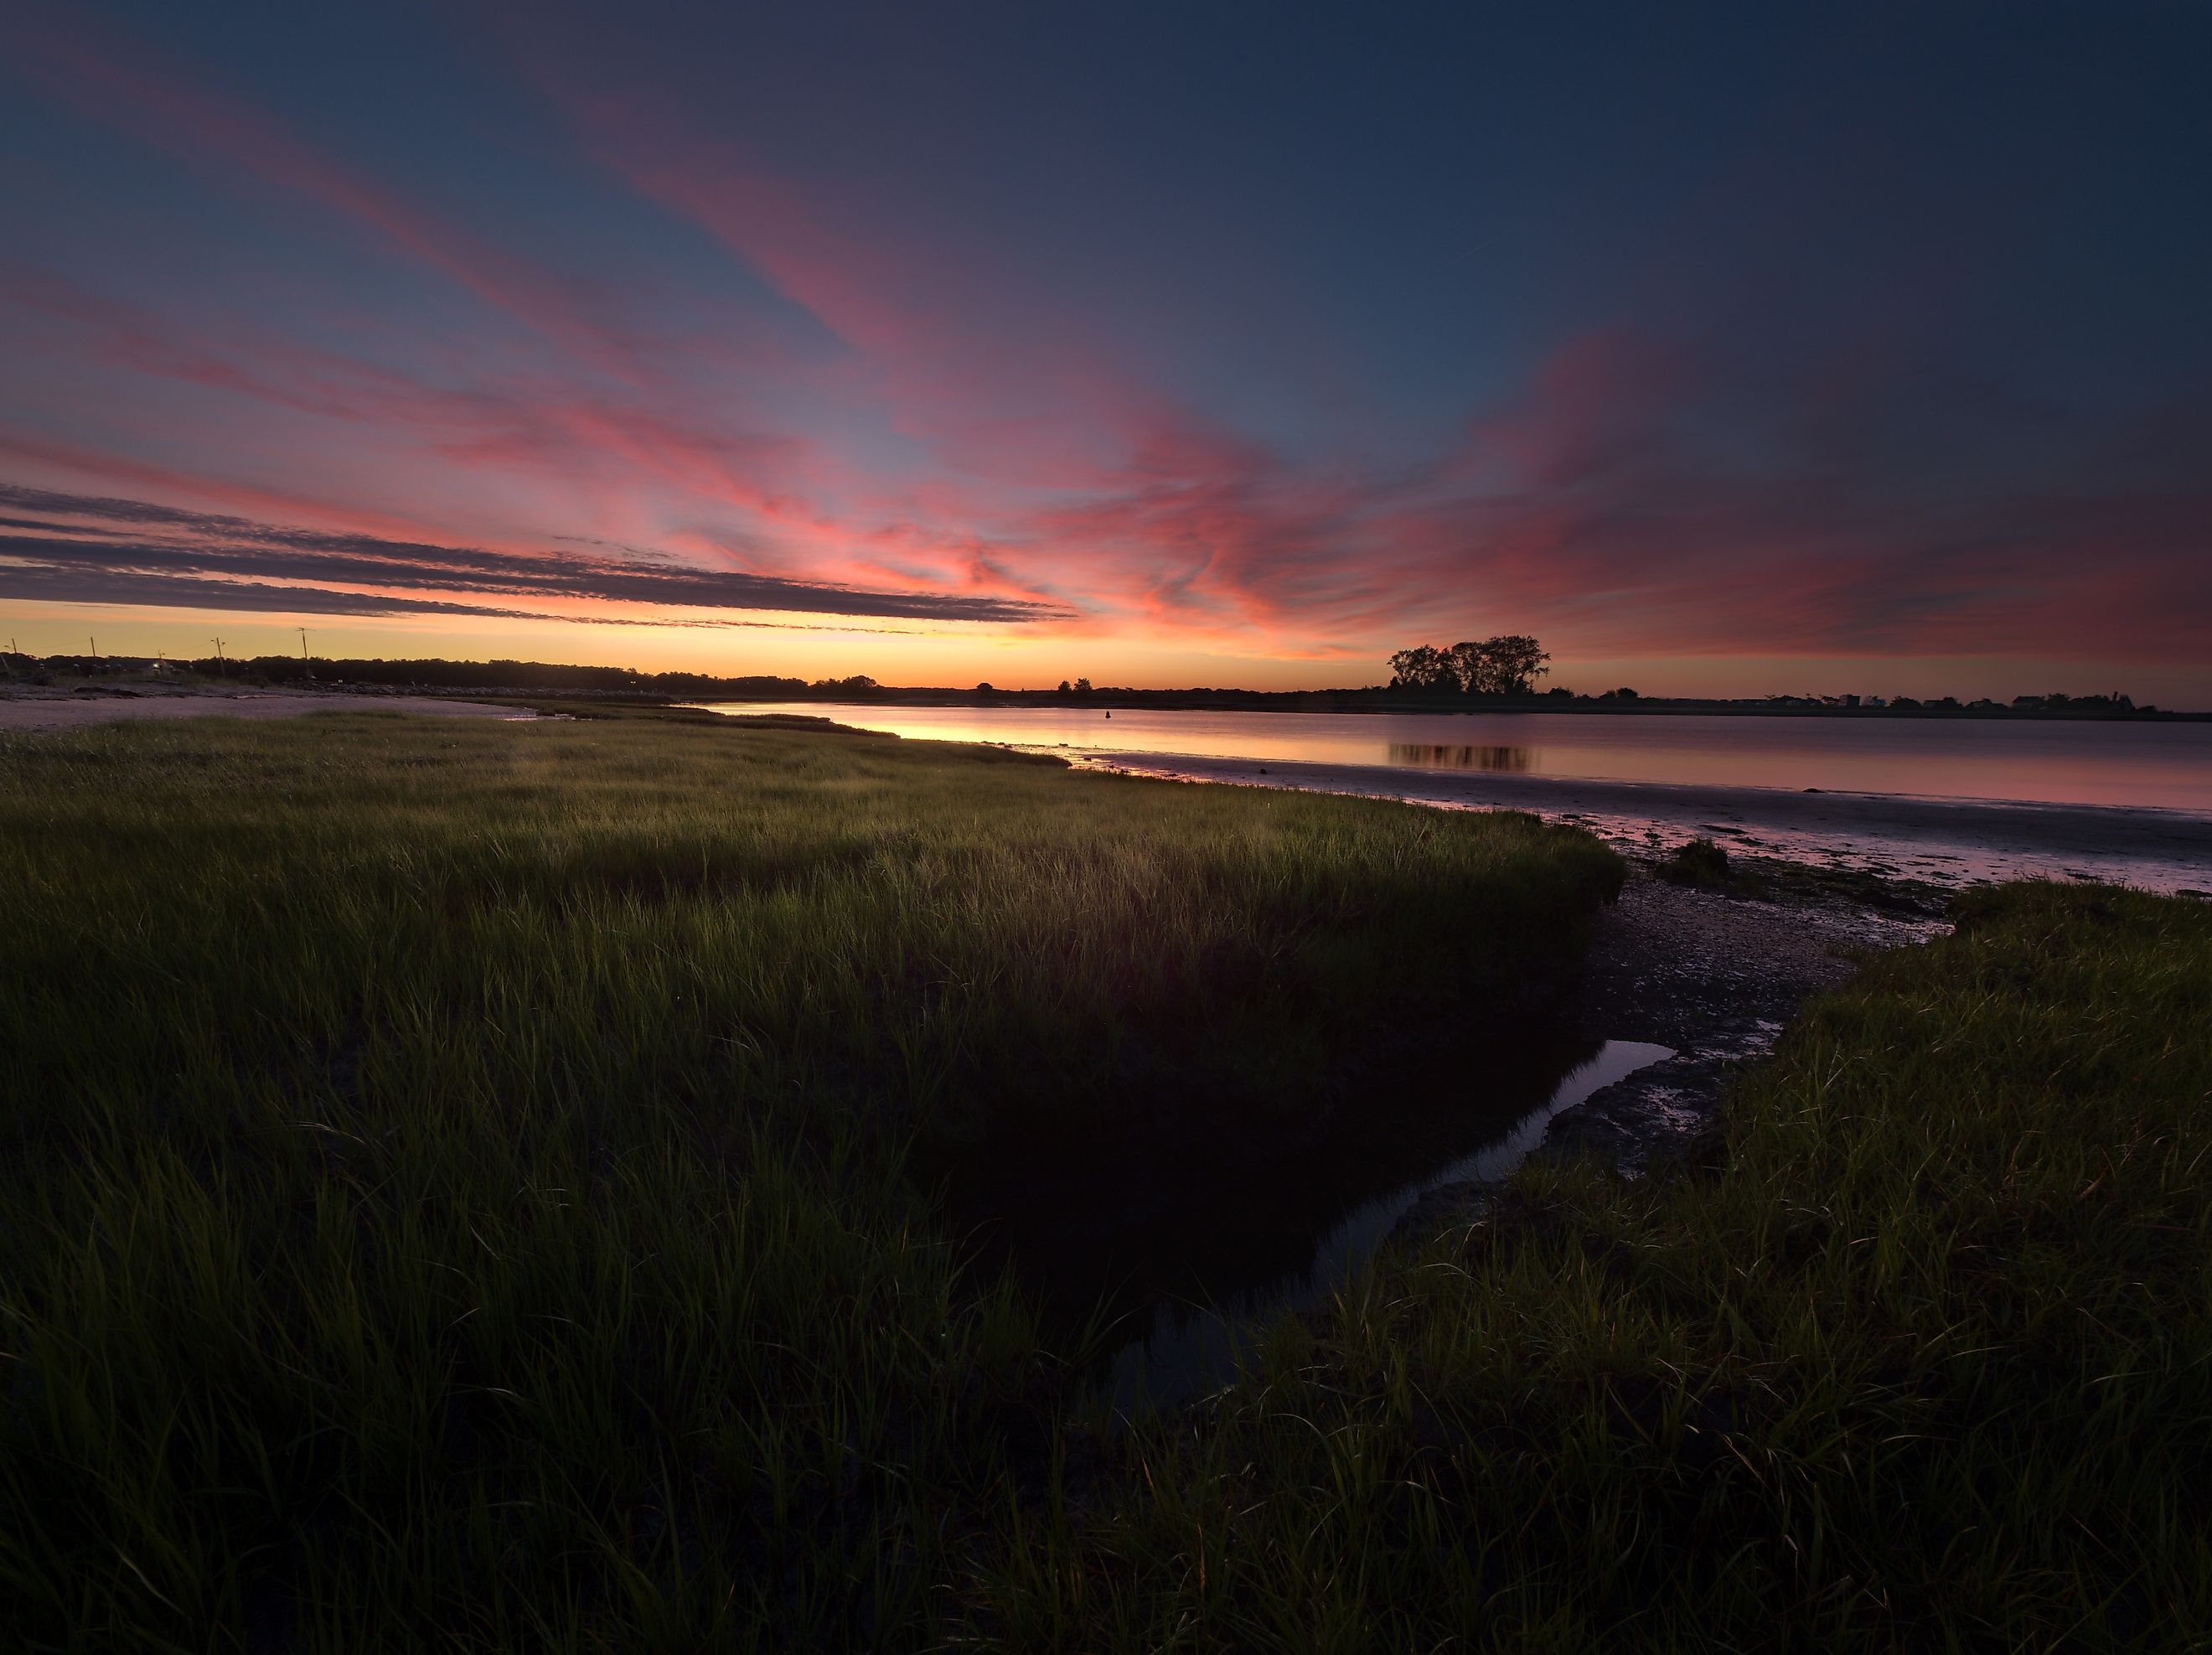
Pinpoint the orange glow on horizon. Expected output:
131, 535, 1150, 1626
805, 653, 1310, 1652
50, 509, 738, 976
6, 602, 2205, 710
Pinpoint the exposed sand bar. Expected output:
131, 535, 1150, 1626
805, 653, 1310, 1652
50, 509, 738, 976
0, 690, 535, 733
1082, 748, 2212, 894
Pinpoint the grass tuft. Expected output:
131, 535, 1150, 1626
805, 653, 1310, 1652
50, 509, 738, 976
1655, 835, 1733, 888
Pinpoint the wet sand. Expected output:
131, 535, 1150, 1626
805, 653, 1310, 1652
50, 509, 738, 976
1081, 749, 2212, 894
0, 688, 535, 733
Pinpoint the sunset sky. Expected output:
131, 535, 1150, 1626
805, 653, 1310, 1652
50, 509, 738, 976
3, 3, 2208, 701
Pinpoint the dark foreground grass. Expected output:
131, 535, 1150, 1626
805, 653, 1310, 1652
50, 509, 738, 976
969, 884, 2212, 1650
0, 712, 1620, 1648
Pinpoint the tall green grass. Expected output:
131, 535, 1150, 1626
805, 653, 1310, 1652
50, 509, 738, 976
965, 883, 2212, 1650
0, 712, 1620, 1648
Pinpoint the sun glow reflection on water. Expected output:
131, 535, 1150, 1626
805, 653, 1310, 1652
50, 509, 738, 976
702, 704, 2212, 813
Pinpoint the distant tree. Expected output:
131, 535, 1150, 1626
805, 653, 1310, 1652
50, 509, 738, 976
1480, 634, 1551, 695
974, 681, 995, 694
1447, 641, 1488, 693
1057, 680, 1072, 696
1388, 646, 1435, 690
1387, 645, 1455, 692
1073, 677, 1093, 696
1393, 637, 1549, 696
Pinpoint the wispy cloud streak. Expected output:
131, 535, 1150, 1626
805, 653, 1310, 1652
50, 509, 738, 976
0, 486, 1062, 623
4, 7, 2208, 680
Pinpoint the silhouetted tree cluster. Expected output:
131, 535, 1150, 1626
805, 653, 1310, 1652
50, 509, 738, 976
1388, 635, 1550, 696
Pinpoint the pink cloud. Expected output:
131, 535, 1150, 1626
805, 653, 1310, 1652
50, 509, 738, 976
7, 12, 2204, 677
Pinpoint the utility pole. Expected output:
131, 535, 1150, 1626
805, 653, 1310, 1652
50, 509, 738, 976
211, 637, 226, 675
298, 627, 313, 680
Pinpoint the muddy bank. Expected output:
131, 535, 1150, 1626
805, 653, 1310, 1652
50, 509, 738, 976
1078, 865, 1934, 1407
1392, 868, 1942, 1246
1546, 871, 1941, 1169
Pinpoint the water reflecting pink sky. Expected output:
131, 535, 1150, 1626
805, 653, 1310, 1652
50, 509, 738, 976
710, 706, 2212, 815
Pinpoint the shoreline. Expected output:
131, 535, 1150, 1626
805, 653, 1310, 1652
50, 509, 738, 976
8, 671, 2204, 721
697, 691, 2212, 721
1078, 747, 2212, 896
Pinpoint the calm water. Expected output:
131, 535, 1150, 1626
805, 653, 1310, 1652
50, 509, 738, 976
705, 704, 2212, 814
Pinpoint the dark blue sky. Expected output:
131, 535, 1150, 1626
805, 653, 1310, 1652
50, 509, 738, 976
3, 2, 2207, 696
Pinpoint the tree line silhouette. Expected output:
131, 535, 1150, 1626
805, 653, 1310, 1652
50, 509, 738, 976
1388, 635, 1551, 696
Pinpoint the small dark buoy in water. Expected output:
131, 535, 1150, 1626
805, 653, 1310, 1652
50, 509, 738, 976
1258, 767, 1269, 774
1104, 711, 1110, 717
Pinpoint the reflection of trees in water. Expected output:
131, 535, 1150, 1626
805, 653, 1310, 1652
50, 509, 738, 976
1388, 743, 1538, 772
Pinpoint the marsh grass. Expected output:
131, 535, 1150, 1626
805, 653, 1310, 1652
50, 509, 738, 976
967, 883, 2212, 1650
0, 712, 1620, 1647
1655, 835, 1733, 888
